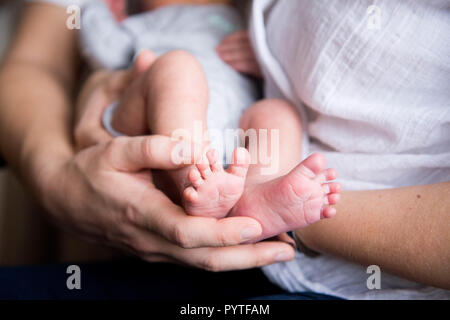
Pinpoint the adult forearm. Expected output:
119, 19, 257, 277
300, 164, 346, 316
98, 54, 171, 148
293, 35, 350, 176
0, 3, 79, 194
296, 183, 450, 289
0, 62, 74, 194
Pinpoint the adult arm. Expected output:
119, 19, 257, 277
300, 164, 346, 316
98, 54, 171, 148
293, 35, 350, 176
296, 183, 450, 289
0, 3, 78, 185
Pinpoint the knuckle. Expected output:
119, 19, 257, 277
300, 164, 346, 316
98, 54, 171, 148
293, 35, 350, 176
253, 252, 267, 268
216, 228, 229, 247
140, 138, 154, 161
123, 201, 141, 227
200, 255, 221, 272
129, 238, 151, 257
172, 223, 193, 249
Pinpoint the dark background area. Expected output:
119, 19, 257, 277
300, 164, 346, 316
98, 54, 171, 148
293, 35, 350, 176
0, 1, 22, 168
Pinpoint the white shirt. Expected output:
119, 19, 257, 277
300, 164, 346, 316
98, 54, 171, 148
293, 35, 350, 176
250, 0, 450, 299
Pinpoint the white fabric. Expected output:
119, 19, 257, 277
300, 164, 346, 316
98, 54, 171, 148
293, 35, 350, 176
251, 0, 450, 300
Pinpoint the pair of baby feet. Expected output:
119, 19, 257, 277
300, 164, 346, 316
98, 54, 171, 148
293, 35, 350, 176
182, 148, 341, 242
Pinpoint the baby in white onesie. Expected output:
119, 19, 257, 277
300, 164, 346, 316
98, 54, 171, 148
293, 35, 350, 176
80, 0, 341, 242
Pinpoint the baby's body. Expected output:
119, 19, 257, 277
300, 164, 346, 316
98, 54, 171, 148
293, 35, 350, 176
83, 0, 341, 241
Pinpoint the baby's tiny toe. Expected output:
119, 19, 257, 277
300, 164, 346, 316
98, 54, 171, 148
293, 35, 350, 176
322, 206, 337, 219
228, 148, 250, 177
183, 187, 199, 203
197, 155, 212, 179
323, 168, 338, 181
207, 149, 223, 172
323, 182, 341, 195
327, 193, 340, 205
189, 168, 204, 188
322, 184, 331, 194
316, 173, 326, 184
299, 153, 326, 177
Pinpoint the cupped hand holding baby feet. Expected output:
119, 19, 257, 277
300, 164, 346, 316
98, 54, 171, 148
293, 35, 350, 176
183, 148, 250, 219
229, 153, 341, 243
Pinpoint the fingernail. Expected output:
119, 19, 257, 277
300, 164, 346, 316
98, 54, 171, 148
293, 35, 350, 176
241, 227, 260, 241
275, 251, 293, 262
286, 240, 297, 249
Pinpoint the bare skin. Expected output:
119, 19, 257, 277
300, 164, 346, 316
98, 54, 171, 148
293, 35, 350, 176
297, 184, 450, 289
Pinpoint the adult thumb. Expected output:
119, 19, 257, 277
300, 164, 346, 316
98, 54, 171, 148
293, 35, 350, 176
106, 135, 195, 172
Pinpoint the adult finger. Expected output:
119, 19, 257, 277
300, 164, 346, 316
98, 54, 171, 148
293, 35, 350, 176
217, 35, 252, 51
228, 60, 262, 77
130, 227, 295, 271
136, 197, 265, 248
219, 30, 249, 46
105, 135, 195, 172
217, 46, 256, 63
172, 241, 295, 272
75, 124, 113, 151
275, 233, 297, 248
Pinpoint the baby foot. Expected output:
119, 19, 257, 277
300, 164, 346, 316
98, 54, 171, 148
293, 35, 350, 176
229, 153, 341, 242
183, 148, 250, 219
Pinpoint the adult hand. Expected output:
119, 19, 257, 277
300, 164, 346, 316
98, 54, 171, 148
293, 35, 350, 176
217, 31, 262, 78
40, 134, 294, 271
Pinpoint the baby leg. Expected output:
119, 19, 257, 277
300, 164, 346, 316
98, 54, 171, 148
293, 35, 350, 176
229, 99, 341, 242
112, 50, 208, 140
111, 50, 249, 218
